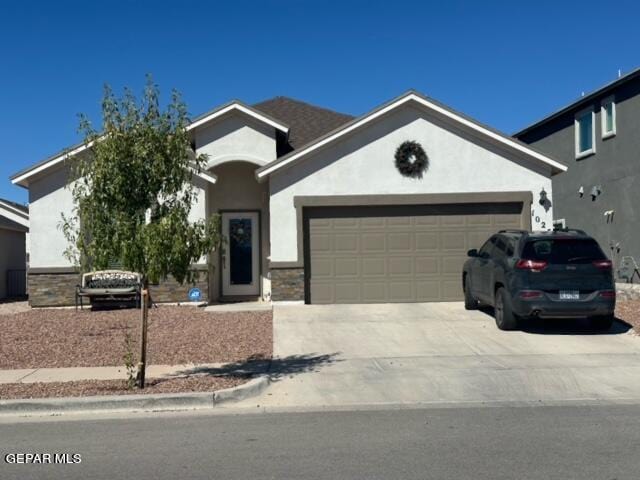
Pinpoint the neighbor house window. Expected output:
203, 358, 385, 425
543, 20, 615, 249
601, 95, 616, 138
575, 107, 595, 158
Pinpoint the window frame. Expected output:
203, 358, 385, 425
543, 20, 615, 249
574, 106, 596, 159
601, 95, 616, 139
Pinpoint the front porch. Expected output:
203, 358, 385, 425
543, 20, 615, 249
205, 161, 271, 304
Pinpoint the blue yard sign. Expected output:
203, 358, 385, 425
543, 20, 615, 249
188, 287, 202, 302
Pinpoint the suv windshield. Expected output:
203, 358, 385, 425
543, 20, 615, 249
521, 238, 606, 264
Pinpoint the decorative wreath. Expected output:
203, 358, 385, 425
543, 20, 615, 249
394, 141, 429, 178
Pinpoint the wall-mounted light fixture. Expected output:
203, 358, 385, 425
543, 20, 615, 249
539, 188, 552, 212
578, 186, 584, 198
604, 210, 615, 223
590, 185, 602, 201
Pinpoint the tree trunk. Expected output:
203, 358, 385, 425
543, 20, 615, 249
136, 280, 149, 389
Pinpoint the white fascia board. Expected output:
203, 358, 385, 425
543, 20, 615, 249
193, 168, 217, 185
0, 204, 29, 228
11, 140, 96, 186
187, 103, 289, 133
257, 93, 567, 179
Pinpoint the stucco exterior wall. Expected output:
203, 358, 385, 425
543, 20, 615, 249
207, 162, 270, 301
0, 228, 27, 298
195, 113, 277, 168
517, 78, 640, 270
28, 165, 75, 268
28, 164, 210, 269
269, 105, 555, 262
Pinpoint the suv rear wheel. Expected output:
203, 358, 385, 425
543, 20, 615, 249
590, 314, 614, 331
495, 287, 518, 331
464, 276, 478, 310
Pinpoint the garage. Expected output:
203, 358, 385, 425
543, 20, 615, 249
304, 201, 526, 304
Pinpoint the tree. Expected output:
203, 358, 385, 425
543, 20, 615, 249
61, 76, 221, 388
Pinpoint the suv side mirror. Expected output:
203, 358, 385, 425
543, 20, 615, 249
467, 249, 479, 257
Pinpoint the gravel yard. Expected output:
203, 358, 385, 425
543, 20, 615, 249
0, 376, 247, 399
0, 305, 272, 369
616, 300, 640, 335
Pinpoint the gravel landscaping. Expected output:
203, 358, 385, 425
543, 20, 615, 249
0, 375, 247, 400
0, 305, 272, 369
616, 300, 640, 334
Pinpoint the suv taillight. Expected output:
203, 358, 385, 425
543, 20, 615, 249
516, 259, 548, 272
592, 260, 612, 271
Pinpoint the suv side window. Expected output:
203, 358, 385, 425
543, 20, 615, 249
478, 237, 496, 258
492, 236, 508, 260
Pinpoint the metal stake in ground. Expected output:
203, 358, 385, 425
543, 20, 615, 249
137, 288, 149, 389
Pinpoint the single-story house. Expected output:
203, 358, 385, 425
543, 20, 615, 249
10, 91, 566, 307
0, 198, 29, 299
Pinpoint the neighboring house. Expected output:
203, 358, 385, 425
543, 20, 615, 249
0, 198, 29, 299
11, 91, 565, 307
515, 68, 640, 275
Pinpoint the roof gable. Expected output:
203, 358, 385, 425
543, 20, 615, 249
256, 91, 567, 180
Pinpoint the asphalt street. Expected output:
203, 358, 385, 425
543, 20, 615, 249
2, 403, 640, 479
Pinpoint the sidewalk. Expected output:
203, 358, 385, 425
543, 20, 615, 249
0, 363, 229, 384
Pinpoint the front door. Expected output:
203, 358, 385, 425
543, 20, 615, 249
221, 211, 260, 297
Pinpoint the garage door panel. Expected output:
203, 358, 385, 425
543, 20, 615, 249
310, 234, 331, 252
311, 258, 333, 277
362, 258, 386, 276
334, 283, 361, 303
416, 281, 441, 301
310, 283, 333, 303
388, 257, 413, 276
334, 234, 358, 252
415, 257, 439, 275
306, 202, 524, 304
335, 258, 359, 277
440, 232, 466, 251
442, 279, 463, 300
442, 256, 465, 274
362, 283, 387, 302
415, 232, 438, 251
361, 233, 386, 252
388, 233, 411, 252
389, 282, 414, 302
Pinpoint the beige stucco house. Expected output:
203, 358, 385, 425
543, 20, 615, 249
11, 91, 566, 307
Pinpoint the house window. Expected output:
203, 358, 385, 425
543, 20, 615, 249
601, 96, 616, 138
575, 108, 595, 158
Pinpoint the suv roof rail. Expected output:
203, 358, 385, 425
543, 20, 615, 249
498, 229, 529, 235
551, 227, 587, 235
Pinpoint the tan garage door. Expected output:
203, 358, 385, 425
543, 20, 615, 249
305, 203, 525, 304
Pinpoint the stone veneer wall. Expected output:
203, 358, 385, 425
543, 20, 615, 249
270, 267, 304, 301
28, 266, 209, 307
29, 272, 80, 307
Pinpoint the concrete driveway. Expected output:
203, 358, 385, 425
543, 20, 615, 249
236, 302, 640, 409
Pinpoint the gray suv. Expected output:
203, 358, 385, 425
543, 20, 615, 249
462, 229, 615, 331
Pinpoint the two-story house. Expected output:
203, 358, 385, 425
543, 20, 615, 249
515, 68, 640, 277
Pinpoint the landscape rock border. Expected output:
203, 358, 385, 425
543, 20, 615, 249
616, 283, 640, 301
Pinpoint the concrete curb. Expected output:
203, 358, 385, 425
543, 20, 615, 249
0, 376, 270, 417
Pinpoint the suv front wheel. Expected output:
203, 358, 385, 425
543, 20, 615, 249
464, 276, 478, 310
495, 287, 519, 331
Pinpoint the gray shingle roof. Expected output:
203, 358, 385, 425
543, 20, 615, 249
253, 96, 354, 150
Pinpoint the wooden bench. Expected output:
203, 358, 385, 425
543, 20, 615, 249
75, 270, 142, 310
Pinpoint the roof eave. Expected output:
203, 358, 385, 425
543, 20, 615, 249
256, 90, 567, 179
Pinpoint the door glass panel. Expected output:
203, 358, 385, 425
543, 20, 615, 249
229, 218, 252, 285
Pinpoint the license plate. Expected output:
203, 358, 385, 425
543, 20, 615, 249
559, 290, 580, 300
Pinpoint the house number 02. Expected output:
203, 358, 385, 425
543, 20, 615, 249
531, 210, 546, 230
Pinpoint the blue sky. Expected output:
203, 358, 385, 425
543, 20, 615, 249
1, 0, 638, 204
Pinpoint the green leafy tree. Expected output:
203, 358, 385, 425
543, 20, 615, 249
61, 76, 220, 387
